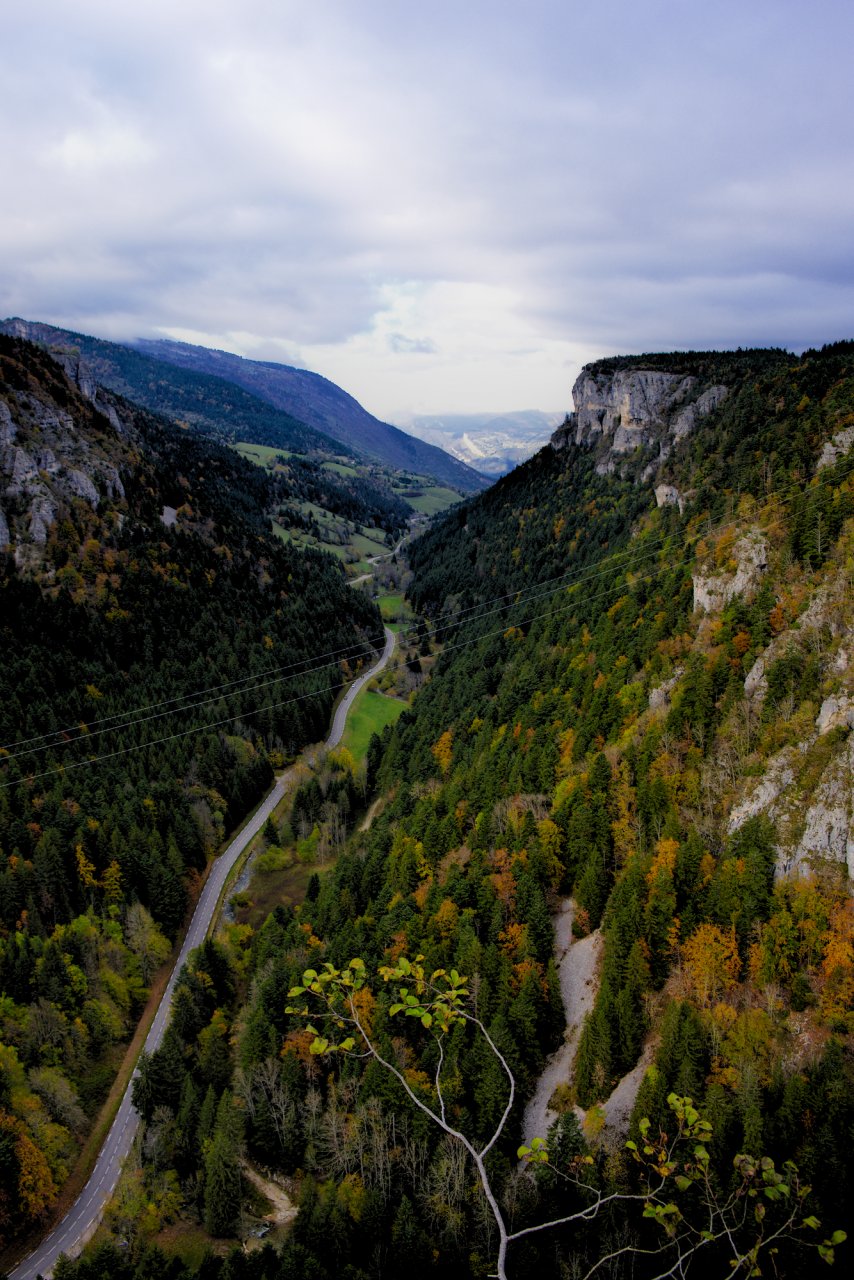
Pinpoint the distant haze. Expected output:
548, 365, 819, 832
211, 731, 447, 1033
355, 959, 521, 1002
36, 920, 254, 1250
2, 1, 853, 418
401, 411, 564, 477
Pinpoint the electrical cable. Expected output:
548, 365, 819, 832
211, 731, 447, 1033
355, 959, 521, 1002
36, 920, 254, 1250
1, 476, 828, 790
3, 456, 850, 775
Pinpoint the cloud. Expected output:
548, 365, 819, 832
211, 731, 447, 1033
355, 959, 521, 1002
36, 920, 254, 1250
1, 0, 854, 416
387, 334, 437, 356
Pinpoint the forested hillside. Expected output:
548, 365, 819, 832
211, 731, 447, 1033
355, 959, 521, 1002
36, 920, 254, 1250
26, 344, 854, 1280
0, 336, 382, 1252
0, 320, 487, 496
0, 318, 347, 458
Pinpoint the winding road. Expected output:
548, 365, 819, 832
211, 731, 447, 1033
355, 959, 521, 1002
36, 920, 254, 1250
11, 626, 396, 1280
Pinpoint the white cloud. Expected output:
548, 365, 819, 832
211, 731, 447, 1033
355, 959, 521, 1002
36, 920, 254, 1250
1, 0, 853, 416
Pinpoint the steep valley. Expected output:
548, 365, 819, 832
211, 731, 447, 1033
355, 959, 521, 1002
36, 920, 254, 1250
3, 340, 854, 1280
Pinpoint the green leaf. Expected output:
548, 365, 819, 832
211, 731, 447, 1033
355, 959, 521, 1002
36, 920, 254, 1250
421, 1012, 433, 1028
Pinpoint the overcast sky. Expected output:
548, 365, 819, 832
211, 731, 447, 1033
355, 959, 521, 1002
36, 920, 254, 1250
2, 0, 853, 420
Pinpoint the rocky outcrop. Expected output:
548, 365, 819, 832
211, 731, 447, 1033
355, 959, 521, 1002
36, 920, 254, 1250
0, 377, 127, 568
692, 529, 767, 612
817, 424, 854, 471
728, 749, 798, 834
744, 655, 768, 701
724, 551, 853, 880
671, 385, 728, 442
654, 483, 684, 513
785, 737, 854, 879
0, 398, 15, 446
648, 669, 683, 712
570, 370, 696, 450
55, 353, 99, 404
551, 365, 728, 486
816, 694, 854, 736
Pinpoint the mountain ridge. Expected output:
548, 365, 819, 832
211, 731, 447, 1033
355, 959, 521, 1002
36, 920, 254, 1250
132, 335, 489, 492
0, 319, 487, 494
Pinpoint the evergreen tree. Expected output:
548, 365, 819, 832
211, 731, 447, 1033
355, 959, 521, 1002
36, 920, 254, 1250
203, 1091, 243, 1237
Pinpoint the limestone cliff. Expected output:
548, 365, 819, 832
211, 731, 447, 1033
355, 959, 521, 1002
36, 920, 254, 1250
558, 356, 854, 886
551, 363, 728, 496
0, 339, 129, 572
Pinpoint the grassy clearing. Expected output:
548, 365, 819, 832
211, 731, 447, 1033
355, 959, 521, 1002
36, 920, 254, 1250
379, 592, 413, 621
351, 530, 389, 557
234, 442, 292, 466
239, 858, 331, 930
395, 486, 461, 515
322, 460, 359, 477
154, 1220, 233, 1266
340, 690, 406, 762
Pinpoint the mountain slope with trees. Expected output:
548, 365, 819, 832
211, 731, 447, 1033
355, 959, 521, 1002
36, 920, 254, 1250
30, 343, 854, 1279
0, 334, 382, 1255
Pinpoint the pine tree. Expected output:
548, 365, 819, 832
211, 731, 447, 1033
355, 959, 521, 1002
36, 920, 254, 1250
203, 1091, 243, 1237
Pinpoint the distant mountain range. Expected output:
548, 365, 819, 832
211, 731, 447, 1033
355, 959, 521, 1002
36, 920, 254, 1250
132, 336, 488, 492
400, 409, 564, 476
0, 321, 488, 495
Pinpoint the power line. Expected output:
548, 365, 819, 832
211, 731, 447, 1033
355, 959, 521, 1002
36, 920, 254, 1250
0, 487, 813, 790
4, 456, 850, 776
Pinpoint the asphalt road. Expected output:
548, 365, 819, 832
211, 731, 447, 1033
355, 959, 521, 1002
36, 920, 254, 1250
326, 625, 395, 749
10, 626, 396, 1280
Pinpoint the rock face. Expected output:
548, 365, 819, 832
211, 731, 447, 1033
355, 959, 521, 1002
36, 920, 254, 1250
648, 669, 683, 712
816, 694, 854, 736
786, 737, 854, 880
654, 483, 684, 513
725, 560, 853, 880
551, 365, 728, 484
692, 529, 768, 612
817, 424, 854, 471
0, 353, 128, 569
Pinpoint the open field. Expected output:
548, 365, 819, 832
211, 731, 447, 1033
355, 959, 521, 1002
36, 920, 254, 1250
351, 529, 390, 557
239, 857, 330, 930
394, 486, 461, 515
322, 460, 359, 477
379, 592, 413, 621
340, 689, 407, 761
234, 442, 291, 466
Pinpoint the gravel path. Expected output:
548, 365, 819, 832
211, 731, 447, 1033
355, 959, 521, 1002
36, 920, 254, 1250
521, 899, 603, 1147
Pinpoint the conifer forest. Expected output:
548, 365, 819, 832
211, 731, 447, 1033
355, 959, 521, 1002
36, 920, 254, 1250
1, 335, 853, 1280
